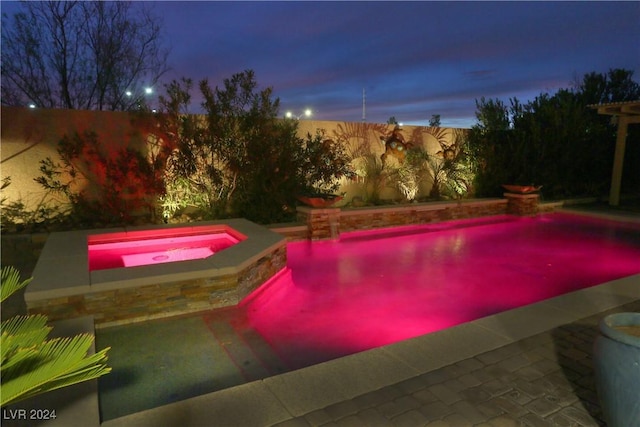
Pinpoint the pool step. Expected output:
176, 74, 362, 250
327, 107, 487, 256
230, 322, 289, 376
204, 310, 288, 382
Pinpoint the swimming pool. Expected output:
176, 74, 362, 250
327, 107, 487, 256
242, 213, 640, 369
97, 211, 640, 420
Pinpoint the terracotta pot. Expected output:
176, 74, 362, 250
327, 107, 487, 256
297, 194, 343, 208
501, 184, 542, 194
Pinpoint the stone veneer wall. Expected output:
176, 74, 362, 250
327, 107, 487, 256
504, 193, 540, 216
341, 200, 508, 233
26, 245, 286, 327
268, 224, 309, 241
297, 199, 510, 240
296, 207, 341, 240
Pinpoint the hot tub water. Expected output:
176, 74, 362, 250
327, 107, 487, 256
88, 227, 243, 271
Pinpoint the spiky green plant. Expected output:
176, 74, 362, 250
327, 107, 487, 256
0, 266, 111, 407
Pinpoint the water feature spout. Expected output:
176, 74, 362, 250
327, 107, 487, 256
329, 217, 340, 240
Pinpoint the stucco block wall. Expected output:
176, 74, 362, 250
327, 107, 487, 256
1, 106, 467, 214
1, 107, 153, 210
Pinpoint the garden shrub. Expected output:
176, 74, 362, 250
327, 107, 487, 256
158, 70, 354, 224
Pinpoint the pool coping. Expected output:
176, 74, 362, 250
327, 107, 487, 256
557, 205, 640, 224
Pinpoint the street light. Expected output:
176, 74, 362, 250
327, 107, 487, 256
124, 87, 155, 111
125, 87, 152, 97
285, 108, 312, 120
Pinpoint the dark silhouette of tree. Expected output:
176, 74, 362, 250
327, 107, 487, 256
467, 69, 640, 199
575, 69, 640, 105
1, 1, 168, 111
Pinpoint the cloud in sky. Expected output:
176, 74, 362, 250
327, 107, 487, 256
154, 1, 639, 128
3, 1, 638, 128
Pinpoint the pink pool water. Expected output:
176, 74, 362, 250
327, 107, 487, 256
88, 226, 244, 271
242, 213, 640, 369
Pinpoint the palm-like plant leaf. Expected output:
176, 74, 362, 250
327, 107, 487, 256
1, 266, 111, 407
1, 266, 32, 303
1, 334, 111, 406
1, 315, 50, 371
2, 314, 50, 341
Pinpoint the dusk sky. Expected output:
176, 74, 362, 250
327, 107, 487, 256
154, 1, 640, 128
3, 1, 640, 128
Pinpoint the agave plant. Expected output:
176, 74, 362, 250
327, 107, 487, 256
0, 266, 111, 407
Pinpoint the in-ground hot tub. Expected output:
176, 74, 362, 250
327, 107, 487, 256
88, 225, 246, 270
26, 219, 286, 326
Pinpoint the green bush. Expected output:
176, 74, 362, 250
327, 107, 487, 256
158, 70, 354, 224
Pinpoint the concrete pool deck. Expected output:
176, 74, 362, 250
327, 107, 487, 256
98, 273, 640, 427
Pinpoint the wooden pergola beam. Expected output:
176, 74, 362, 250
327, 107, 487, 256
588, 100, 640, 206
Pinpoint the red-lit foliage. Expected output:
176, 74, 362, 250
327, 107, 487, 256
35, 130, 168, 225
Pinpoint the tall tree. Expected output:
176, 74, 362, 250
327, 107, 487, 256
1, 1, 168, 111
575, 69, 640, 104
468, 69, 639, 199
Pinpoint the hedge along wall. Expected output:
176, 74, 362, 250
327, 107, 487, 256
1, 106, 467, 215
